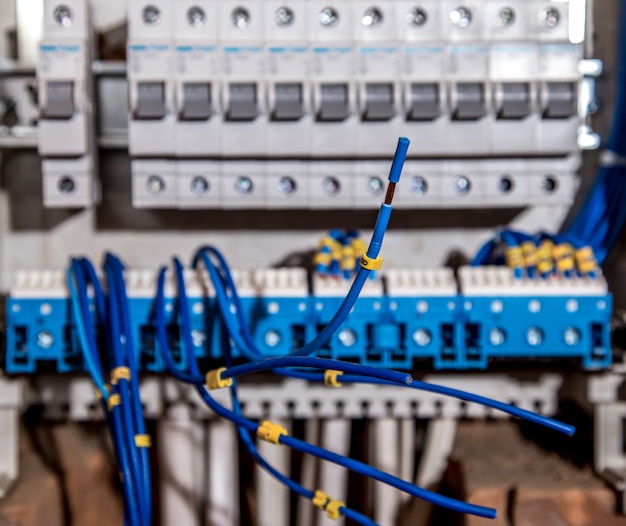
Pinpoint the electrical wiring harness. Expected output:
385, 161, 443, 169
60, 138, 577, 525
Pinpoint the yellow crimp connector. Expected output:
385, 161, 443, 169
107, 393, 121, 411
324, 370, 343, 388
505, 246, 524, 268
575, 246, 599, 275
111, 366, 131, 385
536, 240, 555, 274
317, 236, 341, 251
360, 254, 383, 271
206, 367, 233, 390
313, 252, 332, 266
257, 421, 288, 445
521, 241, 538, 268
312, 490, 345, 520
134, 434, 152, 448
553, 243, 575, 273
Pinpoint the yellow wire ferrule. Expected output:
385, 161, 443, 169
575, 246, 598, 274
135, 434, 152, 448
553, 243, 575, 273
107, 393, 121, 411
318, 236, 341, 251
536, 240, 554, 274
312, 490, 345, 520
313, 252, 332, 266
360, 254, 383, 271
206, 367, 233, 390
257, 421, 288, 445
111, 366, 131, 385
324, 370, 343, 388
521, 241, 537, 268
505, 246, 523, 268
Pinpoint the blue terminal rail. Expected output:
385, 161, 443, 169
5, 270, 612, 374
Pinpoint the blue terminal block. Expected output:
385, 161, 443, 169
458, 267, 613, 369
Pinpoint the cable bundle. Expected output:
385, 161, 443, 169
66, 138, 575, 525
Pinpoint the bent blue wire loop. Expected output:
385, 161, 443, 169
159, 260, 497, 520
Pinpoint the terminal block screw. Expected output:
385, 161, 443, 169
278, 176, 297, 195
58, 176, 75, 194
191, 176, 209, 196
412, 329, 431, 347
499, 7, 515, 26
191, 330, 207, 347
564, 327, 581, 346
187, 7, 206, 27
319, 7, 339, 27
407, 7, 427, 26
37, 330, 54, 349
338, 329, 357, 347
264, 330, 282, 347
235, 176, 254, 195
232, 7, 251, 28
276, 7, 295, 26
526, 327, 543, 346
489, 328, 506, 346
367, 176, 384, 196
454, 176, 471, 195
540, 7, 560, 28
142, 5, 162, 25
411, 176, 428, 196
147, 175, 165, 194
450, 7, 472, 29
322, 176, 341, 195
53, 5, 72, 27
362, 7, 383, 27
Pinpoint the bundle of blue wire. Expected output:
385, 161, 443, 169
67, 255, 152, 526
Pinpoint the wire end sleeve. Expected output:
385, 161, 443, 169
257, 421, 289, 445
206, 367, 234, 390
388, 137, 410, 184
312, 490, 346, 520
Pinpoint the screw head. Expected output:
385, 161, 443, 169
53, 5, 72, 27
499, 7, 515, 26
187, 6, 206, 27
234, 176, 254, 195
190, 176, 209, 196
489, 328, 506, 346
338, 329, 357, 347
322, 176, 341, 195
142, 5, 162, 25
450, 7, 472, 29
319, 7, 339, 27
526, 327, 543, 346
411, 176, 428, 196
264, 330, 282, 347
564, 327, 581, 346
146, 175, 165, 194
278, 176, 297, 195
455, 176, 471, 195
37, 330, 54, 349
362, 7, 383, 27
191, 330, 207, 347
413, 329, 431, 346
407, 7, 427, 26
540, 7, 560, 28
58, 176, 75, 194
499, 176, 514, 193
232, 7, 251, 28
276, 6, 295, 26
541, 175, 558, 194
367, 176, 384, 196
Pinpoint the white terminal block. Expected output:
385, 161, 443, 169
131, 159, 177, 208
42, 156, 100, 208
11, 270, 68, 299
173, 0, 220, 157
458, 266, 609, 297
219, 0, 267, 156
312, 273, 384, 298
127, 0, 175, 156
385, 268, 458, 297
125, 268, 212, 299
250, 268, 309, 297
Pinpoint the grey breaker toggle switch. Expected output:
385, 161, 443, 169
363, 83, 395, 121
272, 83, 304, 121
452, 83, 486, 121
135, 82, 166, 119
407, 83, 440, 121
43, 81, 74, 119
181, 83, 212, 120
497, 82, 531, 119
227, 83, 258, 121
543, 82, 577, 119
317, 83, 350, 121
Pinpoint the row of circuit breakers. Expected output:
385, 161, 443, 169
35, 0, 587, 208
